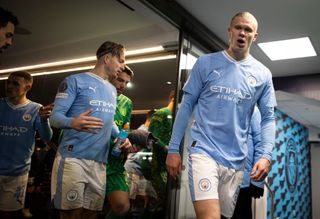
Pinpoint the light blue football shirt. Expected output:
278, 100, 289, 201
241, 106, 265, 188
169, 51, 276, 170
0, 98, 52, 176
50, 72, 118, 163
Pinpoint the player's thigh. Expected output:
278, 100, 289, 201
193, 199, 220, 219
51, 157, 86, 210
0, 174, 28, 211
218, 165, 244, 218
188, 153, 219, 201
83, 161, 106, 211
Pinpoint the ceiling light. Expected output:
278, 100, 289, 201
126, 46, 164, 56
31, 66, 94, 77
0, 57, 95, 74
126, 82, 133, 88
0, 54, 176, 80
258, 37, 317, 61
126, 54, 176, 64
0, 46, 165, 74
0, 66, 94, 80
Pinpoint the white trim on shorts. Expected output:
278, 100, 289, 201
51, 154, 106, 211
188, 153, 244, 217
0, 173, 28, 211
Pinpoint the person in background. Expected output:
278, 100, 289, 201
232, 106, 265, 219
144, 90, 175, 215
120, 110, 157, 217
50, 41, 130, 219
138, 109, 155, 131
0, 71, 53, 219
166, 11, 276, 219
124, 129, 158, 218
124, 91, 175, 218
148, 90, 175, 190
0, 7, 19, 53
105, 65, 134, 218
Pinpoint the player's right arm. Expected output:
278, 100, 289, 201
50, 77, 103, 133
166, 58, 203, 177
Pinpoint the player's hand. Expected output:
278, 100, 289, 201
71, 109, 103, 133
119, 138, 134, 151
166, 153, 182, 178
250, 158, 271, 181
39, 103, 54, 120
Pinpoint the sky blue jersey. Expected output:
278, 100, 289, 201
241, 106, 265, 188
169, 51, 277, 170
0, 98, 52, 176
50, 72, 118, 163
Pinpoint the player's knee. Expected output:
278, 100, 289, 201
111, 200, 130, 215
108, 191, 130, 215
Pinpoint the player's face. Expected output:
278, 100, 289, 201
5, 76, 30, 99
105, 50, 125, 80
0, 22, 15, 53
111, 71, 131, 95
228, 15, 258, 56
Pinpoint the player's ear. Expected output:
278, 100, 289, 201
104, 54, 110, 64
252, 32, 258, 42
25, 83, 32, 92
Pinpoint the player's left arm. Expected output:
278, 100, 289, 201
251, 105, 275, 181
36, 103, 54, 142
251, 75, 277, 181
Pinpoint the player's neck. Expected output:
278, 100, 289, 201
91, 66, 109, 81
8, 95, 28, 105
226, 48, 250, 61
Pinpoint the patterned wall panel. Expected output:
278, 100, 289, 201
267, 109, 311, 219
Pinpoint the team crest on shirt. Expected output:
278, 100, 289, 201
247, 76, 257, 86
23, 113, 32, 121
66, 190, 78, 202
199, 178, 211, 192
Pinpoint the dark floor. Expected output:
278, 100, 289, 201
22, 193, 165, 219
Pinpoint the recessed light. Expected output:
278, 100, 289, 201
126, 82, 133, 88
258, 37, 317, 61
